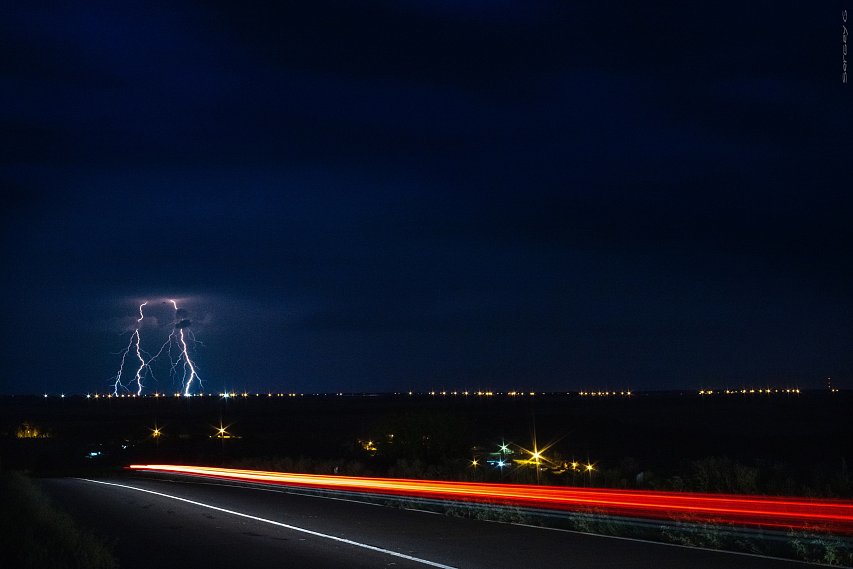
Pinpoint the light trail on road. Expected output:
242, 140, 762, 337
129, 464, 853, 535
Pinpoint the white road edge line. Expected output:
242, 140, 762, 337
78, 478, 457, 569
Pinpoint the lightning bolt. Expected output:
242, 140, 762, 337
169, 299, 201, 396
131, 301, 150, 395
112, 301, 148, 395
109, 298, 205, 396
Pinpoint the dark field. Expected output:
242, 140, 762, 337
2, 392, 850, 497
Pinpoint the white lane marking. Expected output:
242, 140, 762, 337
78, 478, 457, 569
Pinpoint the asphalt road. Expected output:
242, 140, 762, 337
41, 476, 816, 569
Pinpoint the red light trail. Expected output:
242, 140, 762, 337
129, 464, 853, 535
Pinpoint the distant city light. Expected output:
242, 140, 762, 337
700, 387, 801, 396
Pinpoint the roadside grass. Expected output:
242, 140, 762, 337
788, 530, 853, 567
0, 471, 116, 569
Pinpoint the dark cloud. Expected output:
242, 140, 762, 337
0, 2, 850, 394
174, 319, 192, 330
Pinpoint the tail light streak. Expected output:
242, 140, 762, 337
129, 465, 853, 534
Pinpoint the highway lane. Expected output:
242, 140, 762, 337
41, 476, 817, 569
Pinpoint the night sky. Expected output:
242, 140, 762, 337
2, 2, 851, 395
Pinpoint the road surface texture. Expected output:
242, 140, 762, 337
40, 476, 817, 569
